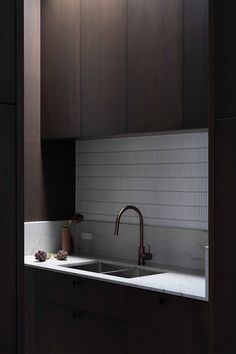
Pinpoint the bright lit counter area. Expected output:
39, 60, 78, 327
25, 254, 207, 301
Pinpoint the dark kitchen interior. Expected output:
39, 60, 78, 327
0, 1, 236, 353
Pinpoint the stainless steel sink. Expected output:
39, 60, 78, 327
65, 261, 130, 274
108, 268, 159, 278
61, 261, 163, 278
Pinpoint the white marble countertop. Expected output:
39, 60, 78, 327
25, 255, 207, 301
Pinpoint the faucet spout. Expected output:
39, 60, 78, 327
114, 205, 152, 265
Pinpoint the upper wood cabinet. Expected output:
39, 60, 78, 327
41, 0, 80, 139
127, 0, 183, 133
0, 1, 15, 104
183, 0, 209, 128
80, 0, 127, 137
41, 0, 208, 139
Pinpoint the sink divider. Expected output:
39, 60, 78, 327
102, 268, 132, 275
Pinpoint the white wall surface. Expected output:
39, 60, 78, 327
24, 221, 65, 255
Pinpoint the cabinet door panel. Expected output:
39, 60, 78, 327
81, 0, 127, 137
25, 268, 36, 354
37, 300, 126, 354
37, 270, 126, 320
37, 300, 79, 354
0, 1, 15, 103
183, 0, 209, 128
41, 0, 80, 139
128, 0, 183, 133
128, 289, 208, 354
78, 312, 126, 354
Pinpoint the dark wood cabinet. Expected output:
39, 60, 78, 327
25, 269, 127, 354
37, 299, 126, 354
80, 0, 127, 137
41, 0, 208, 139
212, 118, 236, 354
127, 0, 183, 133
127, 288, 209, 354
0, 0, 15, 104
183, 0, 209, 128
25, 268, 209, 354
37, 300, 79, 354
41, 0, 81, 139
41, 0, 127, 139
25, 268, 36, 354
36, 270, 126, 320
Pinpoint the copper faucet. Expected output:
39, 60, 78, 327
114, 205, 152, 266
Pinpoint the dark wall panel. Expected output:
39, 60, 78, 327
214, 118, 236, 354
24, 0, 75, 221
212, 2, 236, 353
25, 140, 75, 222
214, 1, 236, 118
24, 0, 46, 221
41, 141, 75, 221
0, 105, 16, 353
0, 0, 16, 104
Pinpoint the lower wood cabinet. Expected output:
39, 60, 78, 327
37, 299, 126, 354
25, 269, 127, 354
127, 288, 209, 354
25, 268, 209, 354
36, 270, 126, 321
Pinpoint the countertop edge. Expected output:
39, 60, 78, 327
25, 256, 207, 302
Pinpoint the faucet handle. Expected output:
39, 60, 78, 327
143, 244, 152, 261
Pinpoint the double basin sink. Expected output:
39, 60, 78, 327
60, 261, 164, 279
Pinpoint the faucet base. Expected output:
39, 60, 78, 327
138, 246, 152, 266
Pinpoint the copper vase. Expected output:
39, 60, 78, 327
62, 227, 74, 255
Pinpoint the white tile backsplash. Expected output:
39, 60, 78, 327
75, 130, 208, 270
76, 130, 208, 230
